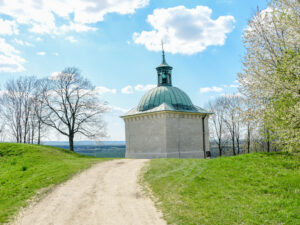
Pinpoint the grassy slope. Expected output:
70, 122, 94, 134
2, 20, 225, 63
0, 143, 110, 224
144, 152, 300, 225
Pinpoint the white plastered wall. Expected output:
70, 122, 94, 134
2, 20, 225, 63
123, 112, 209, 158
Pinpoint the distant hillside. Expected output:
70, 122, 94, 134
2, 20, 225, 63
41, 141, 126, 146
0, 143, 109, 224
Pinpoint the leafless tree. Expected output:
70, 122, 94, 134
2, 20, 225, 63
40, 67, 107, 151
223, 95, 243, 156
208, 97, 228, 157
0, 121, 6, 142
0, 76, 38, 143
240, 98, 258, 154
30, 80, 48, 144
235, 106, 242, 155
245, 120, 251, 153
33, 99, 45, 144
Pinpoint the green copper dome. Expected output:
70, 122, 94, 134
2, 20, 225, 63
137, 44, 196, 112
137, 86, 195, 111
122, 44, 212, 117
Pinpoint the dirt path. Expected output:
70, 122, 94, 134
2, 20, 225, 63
13, 159, 166, 225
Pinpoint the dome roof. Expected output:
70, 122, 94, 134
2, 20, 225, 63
138, 86, 195, 112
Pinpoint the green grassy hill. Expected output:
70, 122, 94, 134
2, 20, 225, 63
0, 143, 109, 224
143, 152, 300, 225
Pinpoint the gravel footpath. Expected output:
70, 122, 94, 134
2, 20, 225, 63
13, 159, 166, 225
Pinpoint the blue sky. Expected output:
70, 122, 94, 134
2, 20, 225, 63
0, 0, 268, 140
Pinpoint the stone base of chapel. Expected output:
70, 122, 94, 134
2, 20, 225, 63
126, 151, 204, 159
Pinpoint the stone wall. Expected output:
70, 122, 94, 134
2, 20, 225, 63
165, 114, 204, 158
123, 111, 209, 158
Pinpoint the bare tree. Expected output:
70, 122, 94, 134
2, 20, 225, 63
223, 95, 243, 156
208, 97, 227, 157
41, 67, 107, 151
0, 76, 38, 143
241, 98, 261, 154
33, 98, 45, 144
234, 98, 243, 155
245, 120, 252, 154
31, 80, 48, 144
0, 121, 6, 142
0, 89, 6, 142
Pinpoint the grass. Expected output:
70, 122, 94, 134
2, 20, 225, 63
143, 152, 300, 225
0, 143, 110, 224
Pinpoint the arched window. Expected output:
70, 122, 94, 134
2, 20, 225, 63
161, 71, 167, 84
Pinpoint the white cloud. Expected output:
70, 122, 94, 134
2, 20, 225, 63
0, 90, 8, 97
49, 72, 61, 80
46, 85, 116, 95
109, 105, 128, 113
29, 23, 56, 34
14, 39, 25, 46
133, 5, 235, 54
36, 51, 46, 56
59, 22, 97, 33
0, 0, 149, 34
72, 0, 149, 24
205, 82, 238, 93
53, 52, 59, 56
36, 37, 42, 41
121, 85, 134, 94
65, 36, 78, 43
221, 92, 243, 98
134, 84, 156, 91
200, 86, 224, 93
14, 38, 33, 47
49, 71, 77, 81
48, 72, 76, 84
121, 84, 156, 94
0, 18, 19, 35
94, 86, 117, 95
0, 38, 25, 72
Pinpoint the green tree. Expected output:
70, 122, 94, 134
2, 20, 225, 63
265, 49, 300, 152
238, 0, 300, 152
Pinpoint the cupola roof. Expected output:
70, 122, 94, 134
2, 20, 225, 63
137, 86, 195, 111
121, 43, 212, 117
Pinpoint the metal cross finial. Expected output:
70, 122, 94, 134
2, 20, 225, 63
161, 40, 166, 63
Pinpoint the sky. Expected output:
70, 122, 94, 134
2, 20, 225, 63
0, 0, 268, 141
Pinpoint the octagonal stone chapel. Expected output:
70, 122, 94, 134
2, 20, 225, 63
121, 47, 211, 158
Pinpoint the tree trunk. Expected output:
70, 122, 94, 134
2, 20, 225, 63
267, 128, 271, 152
16, 128, 19, 143
232, 130, 236, 156
232, 137, 236, 155
247, 125, 250, 154
31, 126, 34, 144
69, 135, 74, 151
37, 121, 41, 145
237, 137, 240, 154
218, 142, 222, 157
24, 121, 27, 143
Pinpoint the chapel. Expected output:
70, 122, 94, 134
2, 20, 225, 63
121, 48, 211, 158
